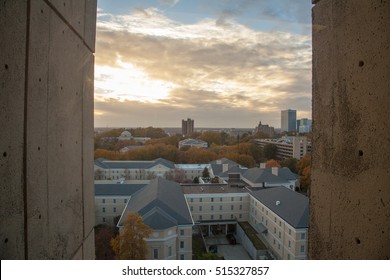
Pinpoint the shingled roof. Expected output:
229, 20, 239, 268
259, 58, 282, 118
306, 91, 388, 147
250, 187, 308, 229
119, 177, 193, 229
95, 184, 146, 196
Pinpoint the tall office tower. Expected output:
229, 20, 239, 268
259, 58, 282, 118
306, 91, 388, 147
281, 109, 297, 132
182, 118, 194, 136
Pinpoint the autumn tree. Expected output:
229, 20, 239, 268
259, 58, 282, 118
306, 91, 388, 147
266, 159, 281, 168
296, 153, 311, 192
165, 169, 186, 183
110, 212, 152, 260
95, 224, 118, 260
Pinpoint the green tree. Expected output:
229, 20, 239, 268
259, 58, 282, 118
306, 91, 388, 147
263, 143, 277, 159
110, 212, 152, 260
281, 158, 298, 173
202, 167, 210, 178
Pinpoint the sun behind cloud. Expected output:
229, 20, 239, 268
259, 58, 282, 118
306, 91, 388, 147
95, 59, 176, 103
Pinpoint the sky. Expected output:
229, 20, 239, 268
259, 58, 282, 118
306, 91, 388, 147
94, 0, 312, 128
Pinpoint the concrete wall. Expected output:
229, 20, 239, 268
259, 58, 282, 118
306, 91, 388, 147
0, 0, 96, 259
310, 0, 390, 259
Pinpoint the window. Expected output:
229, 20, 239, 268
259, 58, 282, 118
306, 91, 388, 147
301, 233, 306, 239
220, 197, 223, 202
273, 239, 276, 245
266, 210, 268, 215
102, 217, 105, 223
102, 199, 105, 204
211, 198, 214, 202
239, 205, 242, 210
180, 254, 185, 260
288, 254, 291, 260
219, 205, 222, 211
239, 214, 242, 219
199, 215, 202, 220
278, 232, 281, 238
180, 241, 184, 249
199, 206, 202, 211
113, 207, 116, 213
230, 214, 234, 219
211, 205, 214, 211
190, 206, 193, 211
113, 199, 116, 203
153, 249, 159, 259
180, 229, 184, 236
219, 215, 222, 220
211, 214, 214, 220
289, 229, 291, 235
274, 227, 276, 234
124, 199, 127, 203
261, 216, 264, 222
168, 246, 172, 257
288, 240, 291, 248
231, 205, 234, 210
262, 206, 264, 212
199, 198, 202, 202
231, 197, 234, 201
240, 197, 243, 201
102, 207, 105, 213
265, 220, 268, 225
279, 221, 281, 227
274, 217, 276, 222
300, 245, 305, 253
190, 198, 193, 202
278, 244, 281, 250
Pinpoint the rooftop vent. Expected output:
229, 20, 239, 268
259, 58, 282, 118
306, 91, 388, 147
276, 201, 281, 206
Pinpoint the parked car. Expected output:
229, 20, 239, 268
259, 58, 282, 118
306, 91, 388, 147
226, 233, 237, 245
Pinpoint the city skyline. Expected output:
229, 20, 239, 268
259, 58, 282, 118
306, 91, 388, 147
94, 0, 312, 128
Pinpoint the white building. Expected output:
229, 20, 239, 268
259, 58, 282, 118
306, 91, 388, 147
178, 138, 208, 149
255, 136, 311, 160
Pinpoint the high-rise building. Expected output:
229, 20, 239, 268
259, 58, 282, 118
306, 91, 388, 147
281, 109, 297, 132
182, 118, 194, 136
297, 118, 312, 133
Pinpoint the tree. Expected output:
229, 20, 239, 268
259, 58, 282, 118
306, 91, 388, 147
95, 224, 118, 260
266, 159, 281, 168
202, 167, 210, 178
210, 176, 220, 183
263, 143, 277, 159
296, 153, 311, 192
193, 176, 200, 184
165, 169, 186, 183
110, 212, 152, 260
281, 158, 298, 173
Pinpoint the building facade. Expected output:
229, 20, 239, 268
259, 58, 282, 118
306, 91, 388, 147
182, 118, 194, 136
255, 121, 275, 138
281, 109, 297, 132
297, 118, 312, 133
178, 138, 208, 149
255, 136, 311, 160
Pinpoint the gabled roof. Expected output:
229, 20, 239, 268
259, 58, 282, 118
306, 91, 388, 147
119, 177, 193, 229
95, 184, 146, 196
250, 187, 309, 228
94, 158, 175, 170
243, 168, 286, 184
267, 167, 299, 180
218, 165, 248, 178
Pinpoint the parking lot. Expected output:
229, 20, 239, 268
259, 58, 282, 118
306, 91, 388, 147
205, 235, 252, 260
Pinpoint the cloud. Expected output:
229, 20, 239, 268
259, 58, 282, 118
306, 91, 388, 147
95, 6, 312, 128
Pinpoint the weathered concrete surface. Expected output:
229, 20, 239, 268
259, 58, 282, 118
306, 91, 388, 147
0, 0, 96, 259
311, 0, 390, 259
0, 0, 28, 259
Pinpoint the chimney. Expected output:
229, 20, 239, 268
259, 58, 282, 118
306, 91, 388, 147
222, 163, 229, 173
272, 167, 278, 176
276, 201, 281, 206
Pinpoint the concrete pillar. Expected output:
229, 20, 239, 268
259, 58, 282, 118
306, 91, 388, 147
0, 0, 97, 259
310, 0, 390, 259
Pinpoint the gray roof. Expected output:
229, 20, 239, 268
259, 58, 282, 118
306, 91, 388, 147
94, 158, 175, 170
218, 165, 248, 178
243, 168, 287, 184
120, 177, 193, 229
250, 187, 309, 228
268, 167, 299, 180
95, 184, 146, 196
